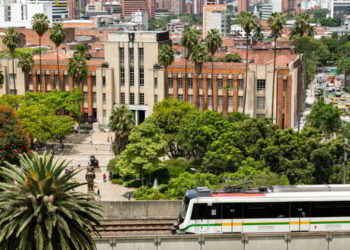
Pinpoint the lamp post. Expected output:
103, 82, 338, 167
344, 138, 348, 184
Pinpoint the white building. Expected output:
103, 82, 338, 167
0, 0, 52, 29
330, 0, 350, 19
260, 0, 282, 20
203, 4, 230, 39
131, 10, 148, 29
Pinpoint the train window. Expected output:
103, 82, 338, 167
311, 202, 333, 217
244, 203, 266, 218
222, 203, 243, 219
191, 203, 222, 220
266, 203, 289, 218
333, 201, 350, 217
290, 202, 310, 217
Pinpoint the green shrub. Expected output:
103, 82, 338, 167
133, 186, 165, 200
125, 179, 142, 188
150, 158, 193, 184
111, 178, 123, 185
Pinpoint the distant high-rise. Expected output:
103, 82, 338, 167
123, 0, 156, 18
237, 0, 249, 12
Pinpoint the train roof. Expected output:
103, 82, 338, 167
186, 185, 350, 200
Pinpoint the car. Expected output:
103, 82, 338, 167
346, 103, 350, 107
338, 105, 347, 111
332, 100, 338, 104
341, 97, 347, 101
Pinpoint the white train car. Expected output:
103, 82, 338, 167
176, 185, 350, 234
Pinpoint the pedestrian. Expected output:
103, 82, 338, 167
89, 137, 93, 145
97, 189, 100, 196
103, 173, 107, 183
78, 164, 81, 169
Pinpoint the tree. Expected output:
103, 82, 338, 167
337, 56, 350, 88
17, 51, 33, 90
254, 24, 264, 41
307, 100, 341, 138
158, 44, 175, 98
50, 23, 65, 88
0, 106, 29, 165
0, 70, 3, 89
268, 12, 287, 119
239, 12, 258, 114
73, 44, 91, 60
181, 28, 199, 102
2, 27, 20, 93
290, 13, 314, 39
206, 29, 222, 110
32, 13, 50, 92
320, 17, 341, 27
68, 54, 88, 115
224, 53, 241, 62
108, 105, 135, 155
191, 43, 208, 108
0, 153, 102, 250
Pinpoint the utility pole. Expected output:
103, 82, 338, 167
344, 138, 348, 184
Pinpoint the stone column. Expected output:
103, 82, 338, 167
172, 75, 177, 99
50, 71, 55, 90
68, 76, 73, 91
192, 75, 197, 108
32, 72, 37, 92
60, 71, 64, 91
232, 75, 238, 112
223, 76, 228, 116
204, 75, 208, 110
88, 72, 93, 121
212, 75, 217, 111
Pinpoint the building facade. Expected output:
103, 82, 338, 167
123, 0, 156, 18
104, 31, 169, 124
203, 4, 230, 38
330, 0, 350, 20
237, 0, 249, 12
166, 54, 304, 129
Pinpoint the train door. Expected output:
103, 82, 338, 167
222, 203, 243, 233
290, 202, 310, 232
195, 203, 222, 233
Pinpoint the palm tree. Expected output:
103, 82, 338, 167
50, 23, 65, 88
0, 152, 102, 250
191, 43, 207, 109
3, 27, 20, 93
290, 12, 313, 39
17, 51, 33, 91
239, 12, 258, 114
158, 44, 175, 99
108, 105, 135, 154
206, 29, 222, 110
181, 27, 199, 102
74, 44, 91, 60
68, 54, 88, 119
268, 12, 287, 121
32, 13, 50, 92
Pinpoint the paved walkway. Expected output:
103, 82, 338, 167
49, 131, 134, 201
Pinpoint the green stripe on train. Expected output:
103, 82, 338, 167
180, 221, 350, 231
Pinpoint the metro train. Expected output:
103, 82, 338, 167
175, 185, 350, 234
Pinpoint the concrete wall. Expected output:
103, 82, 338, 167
95, 232, 350, 250
100, 201, 182, 219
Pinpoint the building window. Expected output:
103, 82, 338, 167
140, 67, 144, 86
130, 68, 134, 86
238, 96, 244, 107
92, 76, 96, 88
257, 79, 266, 91
239, 79, 244, 90
139, 93, 144, 105
8, 73, 15, 84
217, 79, 223, 89
284, 80, 288, 91
93, 93, 97, 103
168, 78, 173, 89
256, 97, 265, 109
177, 78, 183, 88
282, 96, 286, 109
154, 77, 158, 88
119, 48, 124, 65
102, 76, 106, 87
139, 48, 144, 65
130, 93, 135, 105
103, 93, 106, 104
120, 92, 125, 104
188, 95, 193, 104
64, 75, 68, 89
218, 96, 223, 106
208, 79, 212, 90
228, 79, 233, 90
178, 94, 184, 101
120, 67, 125, 86
188, 78, 193, 89
208, 95, 212, 106
9, 90, 17, 95
84, 92, 88, 103
154, 95, 158, 103
228, 96, 233, 107
55, 75, 60, 89
129, 48, 134, 65
197, 78, 203, 89
256, 114, 265, 119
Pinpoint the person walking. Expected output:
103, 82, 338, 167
103, 173, 107, 183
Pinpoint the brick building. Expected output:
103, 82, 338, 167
166, 50, 304, 129
123, 0, 156, 18
0, 27, 75, 48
